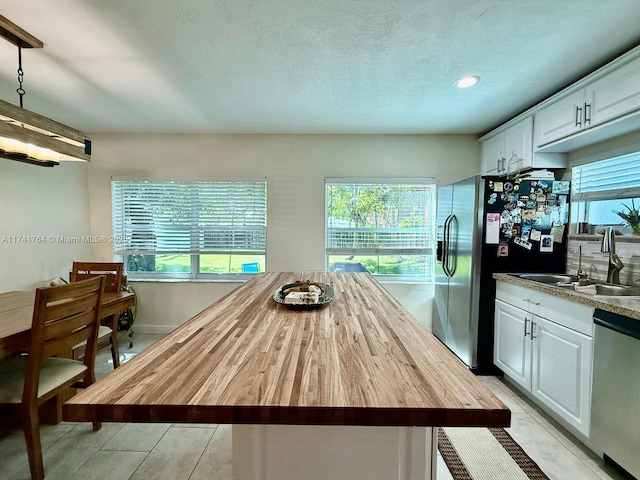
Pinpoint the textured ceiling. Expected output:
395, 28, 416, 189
1, 0, 640, 135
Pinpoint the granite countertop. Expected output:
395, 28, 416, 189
493, 273, 640, 321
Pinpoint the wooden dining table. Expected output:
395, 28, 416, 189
63, 272, 509, 480
0, 288, 135, 423
0, 289, 136, 359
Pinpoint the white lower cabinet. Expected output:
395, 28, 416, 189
494, 282, 594, 437
530, 317, 593, 435
494, 299, 532, 389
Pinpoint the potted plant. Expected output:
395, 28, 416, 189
614, 199, 640, 235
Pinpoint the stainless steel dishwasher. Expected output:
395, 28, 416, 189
591, 308, 640, 479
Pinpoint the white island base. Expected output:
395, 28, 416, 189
233, 424, 437, 480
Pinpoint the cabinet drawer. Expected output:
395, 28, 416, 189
496, 281, 594, 336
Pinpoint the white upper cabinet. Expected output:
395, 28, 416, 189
587, 54, 640, 126
481, 130, 505, 176
534, 51, 640, 150
481, 117, 532, 176
504, 116, 533, 172
534, 90, 585, 147
480, 116, 565, 176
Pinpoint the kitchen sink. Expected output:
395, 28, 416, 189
593, 284, 640, 296
515, 273, 640, 296
516, 273, 579, 284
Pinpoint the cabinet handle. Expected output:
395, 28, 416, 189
584, 103, 591, 125
531, 321, 537, 340
522, 298, 540, 306
524, 317, 530, 337
575, 106, 582, 127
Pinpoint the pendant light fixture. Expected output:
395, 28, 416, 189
0, 15, 91, 167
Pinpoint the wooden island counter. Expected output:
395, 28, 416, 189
64, 272, 509, 479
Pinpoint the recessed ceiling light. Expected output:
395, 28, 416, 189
454, 76, 480, 88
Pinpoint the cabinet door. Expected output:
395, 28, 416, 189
534, 90, 585, 147
480, 133, 504, 176
587, 55, 640, 127
504, 117, 533, 172
494, 299, 532, 390
530, 317, 593, 436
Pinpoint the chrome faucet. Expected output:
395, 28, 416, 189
577, 245, 588, 280
601, 226, 624, 284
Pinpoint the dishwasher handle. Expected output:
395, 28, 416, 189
594, 309, 640, 341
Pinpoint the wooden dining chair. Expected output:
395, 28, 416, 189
71, 261, 123, 367
0, 276, 105, 480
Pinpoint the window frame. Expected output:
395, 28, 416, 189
324, 177, 436, 283
111, 177, 267, 281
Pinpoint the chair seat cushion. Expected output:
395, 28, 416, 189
72, 325, 112, 350
0, 356, 88, 404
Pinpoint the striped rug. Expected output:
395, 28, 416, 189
438, 427, 550, 480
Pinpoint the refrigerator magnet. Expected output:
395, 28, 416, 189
486, 213, 500, 244
540, 235, 554, 252
497, 243, 509, 257
550, 224, 565, 242
552, 180, 570, 194
514, 237, 533, 250
530, 229, 542, 241
494, 182, 504, 192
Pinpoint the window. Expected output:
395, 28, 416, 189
325, 178, 435, 281
112, 179, 267, 279
572, 151, 640, 227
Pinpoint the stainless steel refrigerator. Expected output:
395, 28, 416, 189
433, 174, 569, 373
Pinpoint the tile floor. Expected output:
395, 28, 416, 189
0, 333, 628, 480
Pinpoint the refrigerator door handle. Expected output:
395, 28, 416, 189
446, 214, 458, 276
442, 215, 453, 277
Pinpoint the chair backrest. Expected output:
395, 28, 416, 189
71, 262, 123, 294
24, 276, 105, 400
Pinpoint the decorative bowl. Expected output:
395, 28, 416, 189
273, 283, 335, 310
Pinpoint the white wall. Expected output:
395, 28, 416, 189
0, 160, 92, 292
88, 134, 480, 332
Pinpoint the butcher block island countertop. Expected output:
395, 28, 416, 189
63, 272, 509, 427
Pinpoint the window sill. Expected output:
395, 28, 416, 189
128, 277, 250, 284
568, 234, 640, 242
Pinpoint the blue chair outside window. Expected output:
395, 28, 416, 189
328, 262, 369, 272
242, 262, 260, 273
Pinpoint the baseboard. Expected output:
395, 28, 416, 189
127, 324, 176, 335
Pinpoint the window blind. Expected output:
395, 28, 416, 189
325, 179, 435, 255
112, 180, 267, 255
572, 151, 640, 201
